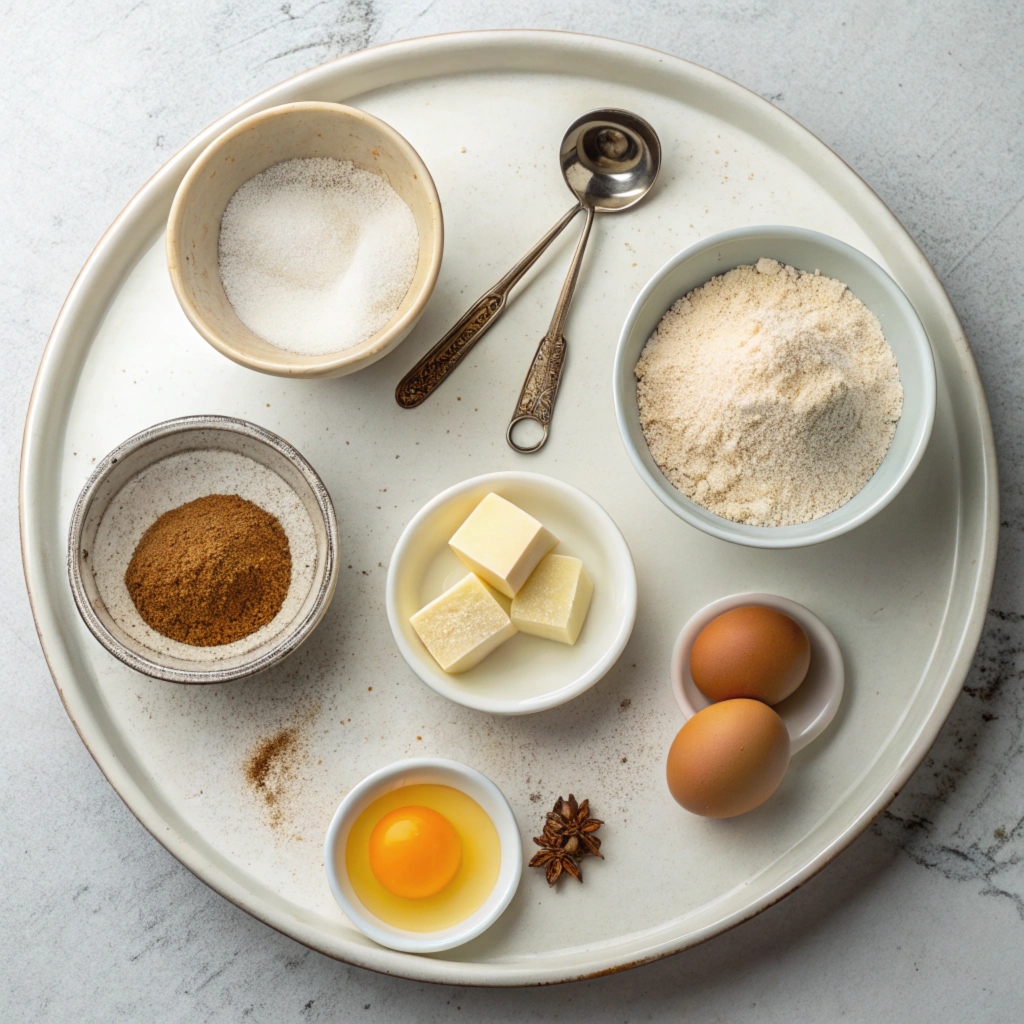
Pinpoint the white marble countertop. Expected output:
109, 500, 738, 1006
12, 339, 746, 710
3, 1, 1022, 1020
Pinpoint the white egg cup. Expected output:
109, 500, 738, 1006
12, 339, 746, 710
386, 472, 638, 715
670, 593, 844, 754
323, 758, 523, 954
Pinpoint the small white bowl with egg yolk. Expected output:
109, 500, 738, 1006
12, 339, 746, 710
323, 758, 522, 953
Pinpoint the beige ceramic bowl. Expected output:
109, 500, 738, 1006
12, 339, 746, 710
166, 102, 443, 378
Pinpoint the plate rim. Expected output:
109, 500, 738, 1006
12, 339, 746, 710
19, 29, 999, 985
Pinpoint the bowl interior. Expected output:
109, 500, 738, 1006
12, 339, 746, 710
323, 759, 522, 953
387, 473, 637, 714
70, 420, 336, 682
168, 102, 442, 376
614, 227, 936, 547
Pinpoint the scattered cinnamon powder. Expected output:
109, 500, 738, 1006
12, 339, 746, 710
124, 493, 291, 646
244, 729, 298, 828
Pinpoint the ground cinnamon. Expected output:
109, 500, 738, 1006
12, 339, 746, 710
125, 493, 291, 646
244, 728, 299, 829
244, 729, 297, 792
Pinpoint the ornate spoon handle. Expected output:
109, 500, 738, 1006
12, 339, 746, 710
395, 203, 581, 408
506, 333, 568, 453
394, 293, 503, 408
506, 206, 595, 453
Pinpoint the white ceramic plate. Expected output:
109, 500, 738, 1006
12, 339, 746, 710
386, 471, 637, 714
20, 32, 996, 985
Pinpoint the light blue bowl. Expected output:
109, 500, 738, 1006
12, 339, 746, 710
613, 227, 936, 548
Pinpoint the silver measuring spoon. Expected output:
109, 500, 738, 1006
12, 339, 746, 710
507, 109, 661, 452
394, 108, 660, 411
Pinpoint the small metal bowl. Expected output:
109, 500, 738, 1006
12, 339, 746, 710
67, 415, 338, 683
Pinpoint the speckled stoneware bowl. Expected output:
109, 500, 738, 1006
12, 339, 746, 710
166, 101, 443, 378
613, 226, 936, 548
67, 415, 339, 683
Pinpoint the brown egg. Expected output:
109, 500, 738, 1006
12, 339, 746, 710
690, 605, 810, 705
665, 699, 790, 817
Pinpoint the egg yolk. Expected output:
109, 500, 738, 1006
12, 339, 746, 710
368, 805, 462, 899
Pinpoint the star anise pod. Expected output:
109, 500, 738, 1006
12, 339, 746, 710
543, 794, 603, 859
528, 844, 583, 886
528, 794, 604, 886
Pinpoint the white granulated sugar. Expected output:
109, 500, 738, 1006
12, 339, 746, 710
218, 157, 419, 355
635, 258, 904, 527
92, 449, 318, 663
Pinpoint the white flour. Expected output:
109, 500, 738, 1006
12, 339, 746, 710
635, 259, 904, 526
218, 157, 418, 355
93, 449, 318, 662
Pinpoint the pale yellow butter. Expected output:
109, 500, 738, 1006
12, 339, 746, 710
511, 554, 593, 645
410, 573, 517, 673
449, 493, 557, 599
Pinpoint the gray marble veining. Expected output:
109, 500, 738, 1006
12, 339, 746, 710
2, 1, 1022, 1020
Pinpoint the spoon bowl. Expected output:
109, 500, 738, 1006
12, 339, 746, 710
560, 109, 662, 212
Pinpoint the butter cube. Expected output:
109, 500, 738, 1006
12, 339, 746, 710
511, 554, 593, 645
449, 493, 557, 598
441, 569, 511, 614
410, 573, 517, 673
